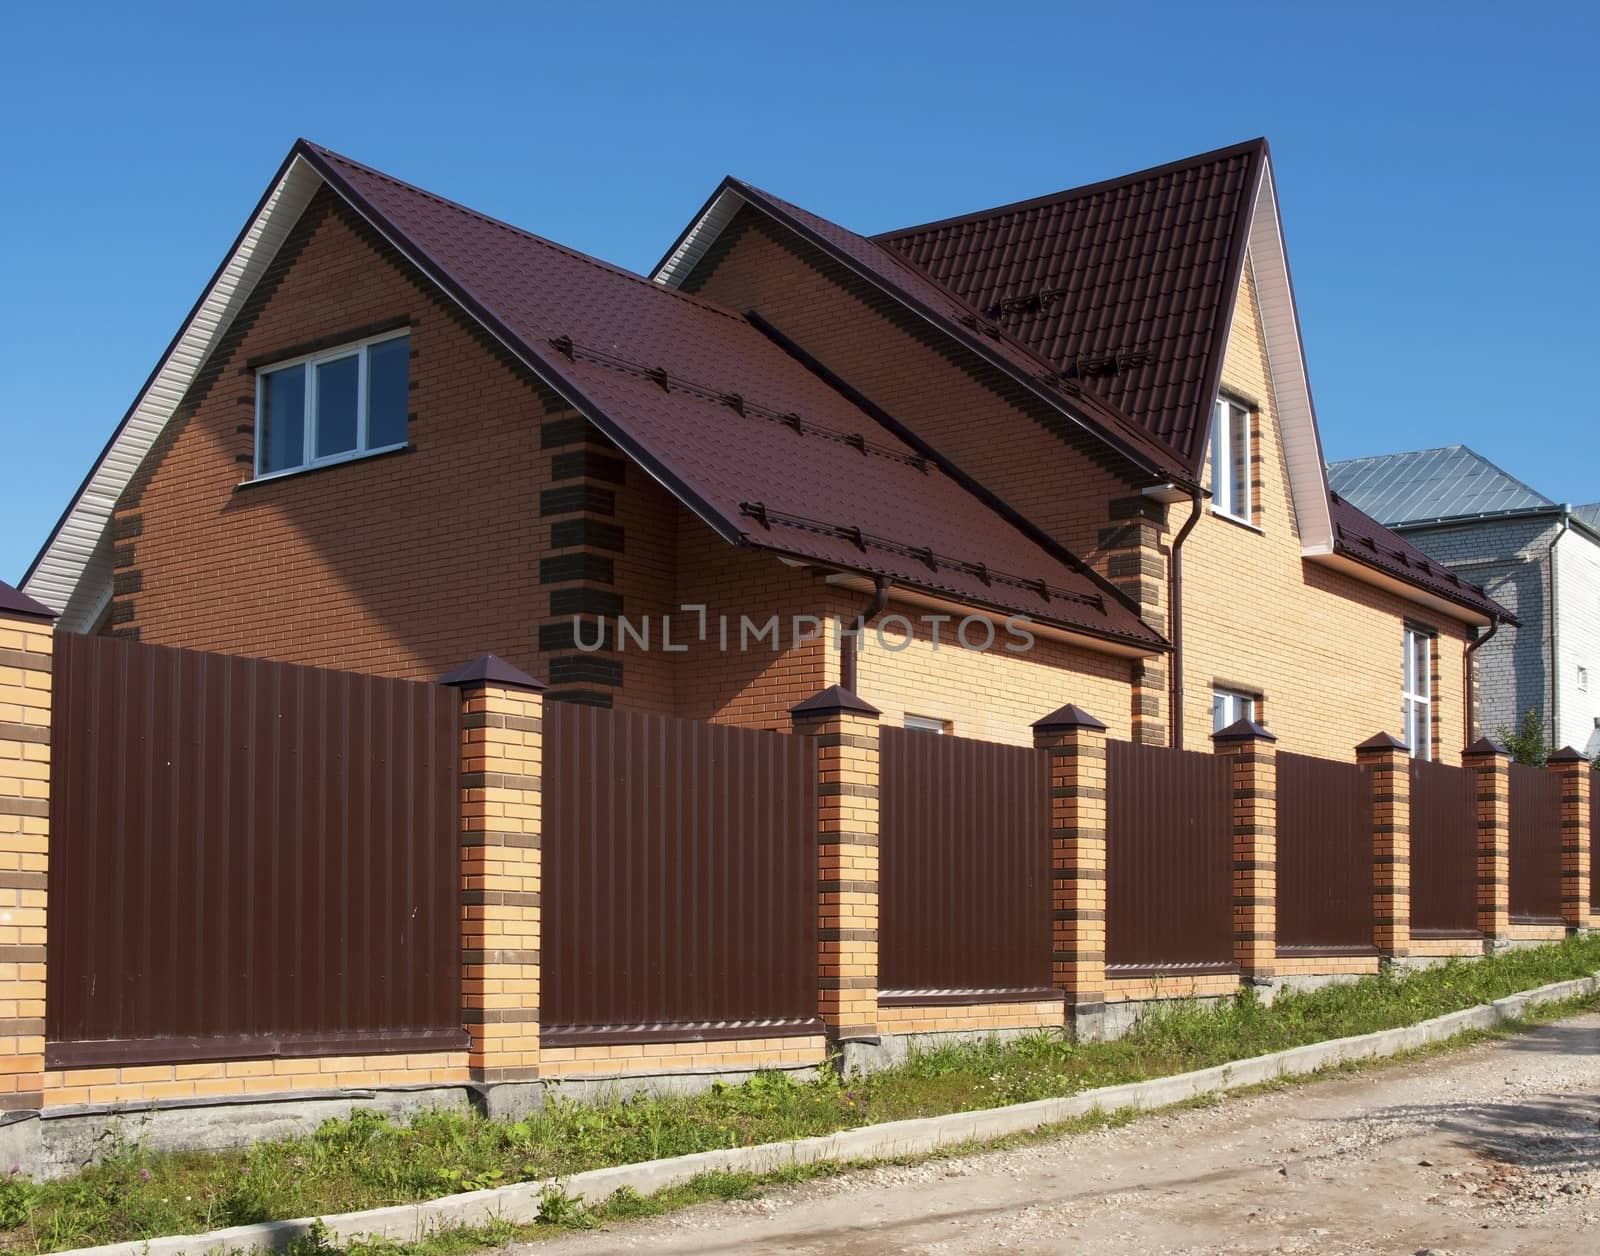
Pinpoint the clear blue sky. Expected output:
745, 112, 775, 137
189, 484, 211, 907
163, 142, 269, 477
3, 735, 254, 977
3, 1, 1596, 584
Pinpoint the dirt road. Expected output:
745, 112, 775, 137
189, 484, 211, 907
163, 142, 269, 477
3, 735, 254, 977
523, 1012, 1600, 1254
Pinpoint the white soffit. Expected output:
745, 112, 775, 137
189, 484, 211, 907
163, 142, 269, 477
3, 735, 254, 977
22, 157, 324, 630
1246, 157, 1334, 556
653, 186, 745, 288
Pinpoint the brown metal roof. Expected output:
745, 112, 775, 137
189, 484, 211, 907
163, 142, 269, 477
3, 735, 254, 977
1329, 494, 1511, 623
0, 579, 56, 621
876, 140, 1265, 475
302, 144, 1164, 650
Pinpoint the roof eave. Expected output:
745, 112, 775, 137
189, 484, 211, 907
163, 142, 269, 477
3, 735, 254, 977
1309, 548, 1505, 627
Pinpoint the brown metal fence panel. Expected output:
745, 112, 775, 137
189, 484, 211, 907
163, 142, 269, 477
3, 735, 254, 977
1275, 752, 1374, 953
1409, 759, 1480, 936
542, 703, 818, 1043
1105, 741, 1234, 973
1508, 763, 1562, 922
1592, 779, 1599, 913
47, 633, 463, 1068
878, 728, 1052, 1004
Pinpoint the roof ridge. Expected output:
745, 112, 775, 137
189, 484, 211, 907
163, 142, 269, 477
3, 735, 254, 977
302, 141, 748, 324
873, 137, 1268, 242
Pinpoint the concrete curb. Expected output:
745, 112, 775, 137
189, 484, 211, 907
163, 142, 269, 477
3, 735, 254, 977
57, 974, 1599, 1256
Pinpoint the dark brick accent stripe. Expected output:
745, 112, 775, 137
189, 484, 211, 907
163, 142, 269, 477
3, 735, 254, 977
1051, 867, 1107, 882
112, 570, 143, 597
0, 1094, 42, 1112
818, 832, 879, 848
1052, 949, 1106, 962
460, 830, 541, 850
462, 1008, 540, 1025
808, 731, 880, 750
550, 519, 625, 552
0, 799, 48, 818
112, 512, 144, 541
1051, 908, 1106, 921
550, 450, 626, 483
0, 649, 50, 673
1050, 825, 1107, 839
112, 544, 136, 570
462, 890, 542, 908
818, 977, 875, 990
549, 654, 622, 687
463, 949, 540, 966
110, 601, 135, 625
243, 315, 413, 372
0, 945, 45, 963
0, 721, 48, 744
1051, 785, 1106, 800
819, 782, 879, 798
474, 1066, 541, 1083
460, 771, 542, 792
819, 880, 878, 894
541, 485, 616, 517
1044, 742, 1107, 761
549, 587, 623, 618
540, 554, 614, 585
0, 1017, 44, 1037
0, 872, 47, 892
544, 688, 615, 709
540, 416, 608, 448
818, 928, 878, 942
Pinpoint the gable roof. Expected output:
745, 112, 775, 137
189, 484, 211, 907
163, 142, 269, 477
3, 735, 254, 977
22, 141, 1162, 654
1328, 445, 1554, 525
877, 139, 1266, 472
1575, 503, 1600, 531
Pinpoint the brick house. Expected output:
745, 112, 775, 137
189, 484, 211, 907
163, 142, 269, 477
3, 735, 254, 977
1330, 445, 1600, 758
20, 138, 1509, 761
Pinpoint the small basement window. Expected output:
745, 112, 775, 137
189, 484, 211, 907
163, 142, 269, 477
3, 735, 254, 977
256, 331, 410, 477
904, 714, 950, 734
1210, 396, 1253, 524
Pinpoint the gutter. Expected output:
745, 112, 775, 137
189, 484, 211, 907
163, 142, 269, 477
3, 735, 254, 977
839, 576, 891, 693
1145, 484, 1204, 749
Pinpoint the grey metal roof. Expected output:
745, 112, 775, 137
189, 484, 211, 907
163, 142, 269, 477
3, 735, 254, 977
1326, 445, 1554, 526
1574, 503, 1600, 531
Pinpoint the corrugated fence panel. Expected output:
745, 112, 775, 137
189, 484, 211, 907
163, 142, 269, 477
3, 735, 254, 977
878, 728, 1052, 1004
1409, 759, 1480, 936
1508, 763, 1562, 922
1592, 780, 1599, 913
47, 633, 463, 1067
542, 702, 819, 1043
1275, 752, 1374, 953
1105, 741, 1234, 972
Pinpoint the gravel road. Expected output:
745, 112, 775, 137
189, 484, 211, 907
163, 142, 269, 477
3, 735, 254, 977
521, 1011, 1600, 1254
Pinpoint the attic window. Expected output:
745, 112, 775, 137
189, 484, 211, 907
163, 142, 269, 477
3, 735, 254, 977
1210, 397, 1252, 525
255, 331, 410, 477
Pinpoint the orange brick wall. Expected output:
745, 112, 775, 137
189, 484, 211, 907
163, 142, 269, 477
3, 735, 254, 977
541, 1035, 826, 1078
877, 999, 1061, 1036
44, 1053, 468, 1108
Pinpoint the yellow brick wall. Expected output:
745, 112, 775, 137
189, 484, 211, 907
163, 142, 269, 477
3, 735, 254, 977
856, 599, 1136, 743
1273, 954, 1381, 977
43, 1053, 469, 1108
541, 1035, 825, 1077
1104, 973, 1240, 1003
877, 999, 1061, 1035
1181, 266, 1474, 763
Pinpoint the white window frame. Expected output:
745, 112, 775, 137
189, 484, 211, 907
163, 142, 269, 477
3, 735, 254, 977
1210, 396, 1253, 524
1212, 687, 1257, 732
1403, 626, 1433, 760
253, 328, 410, 480
904, 714, 949, 734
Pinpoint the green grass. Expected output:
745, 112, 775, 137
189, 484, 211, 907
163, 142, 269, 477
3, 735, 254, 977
2, 935, 1596, 1254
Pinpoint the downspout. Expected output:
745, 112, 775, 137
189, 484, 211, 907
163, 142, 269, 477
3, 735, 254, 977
1465, 616, 1500, 743
840, 576, 891, 694
1165, 489, 1205, 750
1547, 507, 1571, 746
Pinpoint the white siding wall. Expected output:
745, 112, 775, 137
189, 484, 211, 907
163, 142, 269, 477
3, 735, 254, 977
1555, 526, 1600, 758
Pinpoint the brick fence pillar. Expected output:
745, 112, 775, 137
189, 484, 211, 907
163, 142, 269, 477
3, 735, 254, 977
1032, 704, 1107, 1040
1463, 738, 1511, 946
1214, 719, 1277, 984
442, 654, 545, 1084
1549, 748, 1592, 933
0, 584, 55, 1112
1358, 733, 1411, 958
791, 686, 880, 1047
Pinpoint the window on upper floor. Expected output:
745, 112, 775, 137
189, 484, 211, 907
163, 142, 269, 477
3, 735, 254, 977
1579, 665, 1590, 694
1404, 626, 1434, 760
1210, 396, 1253, 524
255, 331, 410, 477
1212, 687, 1258, 732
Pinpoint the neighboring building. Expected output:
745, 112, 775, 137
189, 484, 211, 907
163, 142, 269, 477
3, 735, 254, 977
20, 139, 1509, 761
1330, 445, 1600, 757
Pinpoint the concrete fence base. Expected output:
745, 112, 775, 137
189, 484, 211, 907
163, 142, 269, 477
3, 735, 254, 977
41, 973, 1598, 1256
